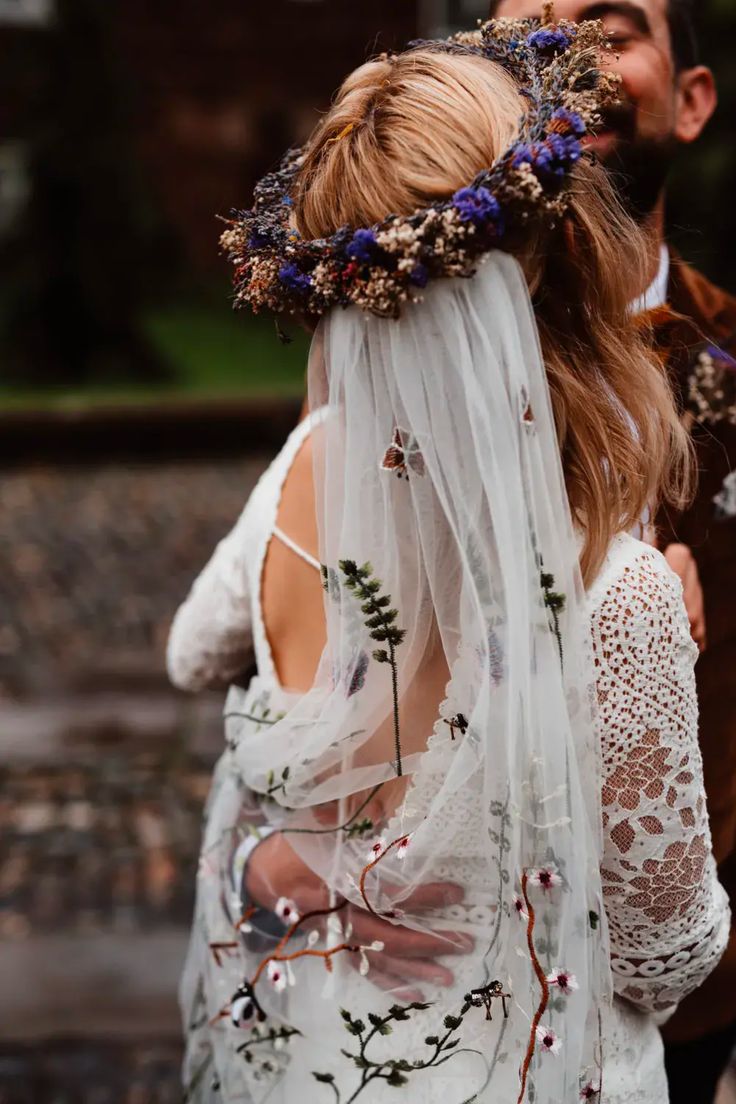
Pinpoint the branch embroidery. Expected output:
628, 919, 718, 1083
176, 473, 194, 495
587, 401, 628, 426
540, 569, 565, 667
339, 560, 406, 776
312, 994, 493, 1103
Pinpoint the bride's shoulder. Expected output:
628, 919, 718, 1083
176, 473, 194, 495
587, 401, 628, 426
585, 532, 686, 622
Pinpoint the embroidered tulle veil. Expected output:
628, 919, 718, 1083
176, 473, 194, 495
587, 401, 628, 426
188, 252, 612, 1103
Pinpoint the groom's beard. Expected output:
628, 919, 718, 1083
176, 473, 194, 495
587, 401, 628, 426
596, 100, 678, 222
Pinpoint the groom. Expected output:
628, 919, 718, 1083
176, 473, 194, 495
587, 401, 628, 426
490, 0, 736, 1099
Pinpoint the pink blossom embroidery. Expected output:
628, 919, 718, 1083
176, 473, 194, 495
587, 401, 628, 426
528, 866, 562, 891
513, 894, 528, 921
520, 386, 536, 432
580, 1082, 600, 1100
396, 835, 412, 860
547, 968, 579, 995
536, 1024, 562, 1055
267, 960, 288, 992
368, 837, 387, 862
275, 897, 301, 925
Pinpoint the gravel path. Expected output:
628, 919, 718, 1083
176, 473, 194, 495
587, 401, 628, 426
0, 456, 275, 1096
0, 1039, 183, 1104
0, 457, 267, 699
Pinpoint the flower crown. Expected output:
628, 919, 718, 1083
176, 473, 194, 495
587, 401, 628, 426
220, 5, 619, 320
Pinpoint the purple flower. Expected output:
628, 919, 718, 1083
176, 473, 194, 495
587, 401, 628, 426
278, 262, 312, 292
346, 228, 379, 264
452, 186, 504, 230
548, 132, 583, 167
705, 343, 736, 371
549, 107, 587, 138
513, 134, 582, 181
409, 263, 429, 288
526, 27, 574, 54
248, 229, 272, 250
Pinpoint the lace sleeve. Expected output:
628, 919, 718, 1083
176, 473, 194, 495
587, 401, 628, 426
167, 507, 255, 693
591, 543, 730, 1019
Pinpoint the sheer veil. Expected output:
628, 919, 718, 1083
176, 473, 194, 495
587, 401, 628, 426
220, 252, 612, 1102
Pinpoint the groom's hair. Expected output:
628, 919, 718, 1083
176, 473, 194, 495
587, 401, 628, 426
486, 1, 699, 72
668, 0, 700, 70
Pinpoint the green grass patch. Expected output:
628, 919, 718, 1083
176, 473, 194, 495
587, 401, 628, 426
143, 300, 310, 397
0, 293, 310, 408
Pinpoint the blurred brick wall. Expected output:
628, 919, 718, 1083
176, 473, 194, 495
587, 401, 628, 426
115, 0, 420, 268
0, 1, 420, 271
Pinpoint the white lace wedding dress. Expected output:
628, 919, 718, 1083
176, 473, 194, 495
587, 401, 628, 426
168, 412, 729, 1104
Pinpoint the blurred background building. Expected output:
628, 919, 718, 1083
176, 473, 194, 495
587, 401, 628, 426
1, 0, 734, 392
1, 1, 735, 1101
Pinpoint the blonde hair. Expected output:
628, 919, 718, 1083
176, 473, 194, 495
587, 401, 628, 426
295, 50, 691, 585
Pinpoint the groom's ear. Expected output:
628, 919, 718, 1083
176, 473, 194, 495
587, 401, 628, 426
674, 65, 717, 145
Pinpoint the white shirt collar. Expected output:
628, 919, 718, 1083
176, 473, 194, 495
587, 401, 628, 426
631, 245, 670, 315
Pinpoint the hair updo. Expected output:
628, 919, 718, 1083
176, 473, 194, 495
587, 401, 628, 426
294, 49, 691, 584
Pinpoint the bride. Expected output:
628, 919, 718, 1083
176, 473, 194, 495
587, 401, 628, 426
168, 11, 729, 1104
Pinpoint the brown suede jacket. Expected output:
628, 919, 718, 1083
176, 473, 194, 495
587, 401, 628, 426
653, 257, 736, 1043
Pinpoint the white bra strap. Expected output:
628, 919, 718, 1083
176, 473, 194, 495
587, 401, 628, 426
272, 525, 321, 572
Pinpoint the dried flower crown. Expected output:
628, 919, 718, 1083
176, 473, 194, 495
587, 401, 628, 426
220, 5, 619, 320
